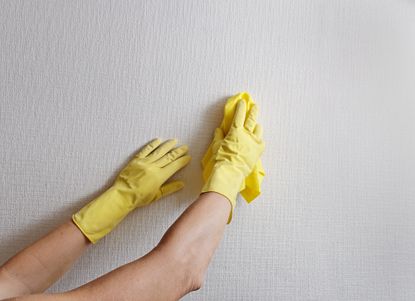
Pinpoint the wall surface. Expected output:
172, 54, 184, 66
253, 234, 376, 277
1, 1, 415, 300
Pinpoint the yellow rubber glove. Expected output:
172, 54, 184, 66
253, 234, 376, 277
202, 92, 265, 202
72, 138, 191, 243
201, 99, 265, 223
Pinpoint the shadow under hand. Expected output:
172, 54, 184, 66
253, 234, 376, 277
183, 95, 229, 198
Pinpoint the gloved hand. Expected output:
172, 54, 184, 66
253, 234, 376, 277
201, 100, 265, 223
202, 92, 265, 202
72, 138, 191, 243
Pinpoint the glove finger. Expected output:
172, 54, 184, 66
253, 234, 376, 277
135, 138, 161, 159
232, 100, 246, 128
154, 145, 189, 167
244, 104, 258, 132
253, 123, 263, 140
162, 155, 191, 178
160, 181, 185, 198
146, 139, 177, 162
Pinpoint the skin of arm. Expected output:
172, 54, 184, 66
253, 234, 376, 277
2, 99, 262, 301
0, 220, 90, 300
5, 192, 231, 301
68, 192, 230, 301
0, 138, 191, 300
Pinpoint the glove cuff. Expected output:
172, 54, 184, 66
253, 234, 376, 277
201, 164, 245, 223
72, 186, 134, 243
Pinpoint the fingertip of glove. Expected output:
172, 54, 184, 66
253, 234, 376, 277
161, 180, 185, 196
237, 98, 246, 110
184, 154, 192, 162
160, 138, 177, 147
182, 155, 192, 167
151, 137, 161, 144
180, 144, 189, 153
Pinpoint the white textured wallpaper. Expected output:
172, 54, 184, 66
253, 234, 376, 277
1, 1, 415, 300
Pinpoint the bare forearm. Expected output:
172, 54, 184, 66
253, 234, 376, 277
63, 192, 231, 301
0, 220, 90, 299
157, 192, 231, 282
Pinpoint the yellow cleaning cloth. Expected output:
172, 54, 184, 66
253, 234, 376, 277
202, 92, 265, 202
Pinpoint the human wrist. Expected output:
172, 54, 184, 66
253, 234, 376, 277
201, 164, 244, 208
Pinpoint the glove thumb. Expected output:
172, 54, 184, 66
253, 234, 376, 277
154, 181, 185, 201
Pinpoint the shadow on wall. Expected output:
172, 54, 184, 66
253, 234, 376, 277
181, 95, 229, 197
0, 95, 230, 268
